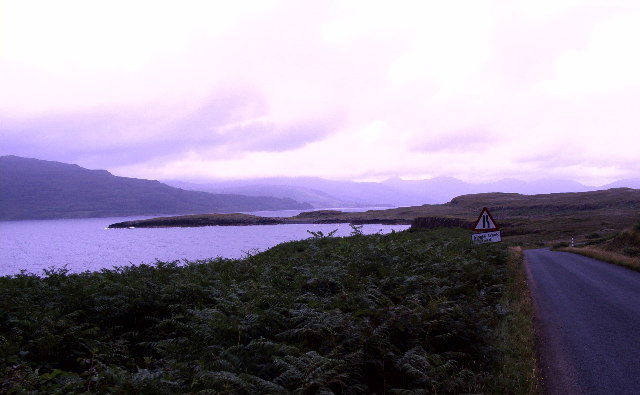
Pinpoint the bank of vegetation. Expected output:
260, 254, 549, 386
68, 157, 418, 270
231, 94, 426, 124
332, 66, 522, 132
556, 221, 640, 272
1, 228, 536, 393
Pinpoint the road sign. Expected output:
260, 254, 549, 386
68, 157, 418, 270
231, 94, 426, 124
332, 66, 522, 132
472, 231, 502, 244
472, 207, 500, 232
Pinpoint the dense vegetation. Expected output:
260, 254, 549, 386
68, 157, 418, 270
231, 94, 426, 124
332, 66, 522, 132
1, 228, 524, 393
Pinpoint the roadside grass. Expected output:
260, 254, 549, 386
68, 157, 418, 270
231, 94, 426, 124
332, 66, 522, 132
485, 247, 540, 395
556, 247, 640, 272
556, 222, 640, 272
1, 228, 537, 393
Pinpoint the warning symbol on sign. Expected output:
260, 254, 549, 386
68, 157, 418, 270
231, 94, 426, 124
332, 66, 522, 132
472, 207, 500, 232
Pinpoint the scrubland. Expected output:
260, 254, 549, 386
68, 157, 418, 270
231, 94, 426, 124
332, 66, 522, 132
557, 221, 640, 272
1, 228, 536, 394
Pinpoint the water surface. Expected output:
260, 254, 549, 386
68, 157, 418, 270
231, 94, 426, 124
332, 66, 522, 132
0, 214, 408, 276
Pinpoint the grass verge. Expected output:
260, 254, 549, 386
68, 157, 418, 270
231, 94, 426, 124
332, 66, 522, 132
485, 247, 540, 395
556, 247, 640, 272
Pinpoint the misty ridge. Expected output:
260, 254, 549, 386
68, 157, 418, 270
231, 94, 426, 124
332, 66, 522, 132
1, 155, 638, 221
164, 174, 640, 208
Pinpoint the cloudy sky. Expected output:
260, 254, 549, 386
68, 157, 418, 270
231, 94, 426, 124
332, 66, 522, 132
1, 0, 639, 185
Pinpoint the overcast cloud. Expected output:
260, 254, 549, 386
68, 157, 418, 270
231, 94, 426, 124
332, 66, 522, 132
1, 0, 639, 185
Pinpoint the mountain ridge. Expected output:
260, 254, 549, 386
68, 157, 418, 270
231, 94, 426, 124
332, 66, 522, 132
3, 155, 637, 220
164, 175, 640, 208
0, 156, 312, 220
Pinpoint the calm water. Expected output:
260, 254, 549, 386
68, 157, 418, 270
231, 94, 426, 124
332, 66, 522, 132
0, 211, 408, 276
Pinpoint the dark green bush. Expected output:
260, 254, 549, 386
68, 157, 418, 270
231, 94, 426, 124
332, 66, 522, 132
1, 229, 511, 393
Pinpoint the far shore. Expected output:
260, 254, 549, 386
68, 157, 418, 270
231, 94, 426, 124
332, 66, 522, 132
107, 210, 414, 228
106, 189, 640, 248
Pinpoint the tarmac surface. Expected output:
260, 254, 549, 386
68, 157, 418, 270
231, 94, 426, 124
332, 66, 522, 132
524, 249, 640, 395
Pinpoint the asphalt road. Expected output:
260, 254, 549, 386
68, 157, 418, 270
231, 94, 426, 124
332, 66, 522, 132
524, 249, 640, 395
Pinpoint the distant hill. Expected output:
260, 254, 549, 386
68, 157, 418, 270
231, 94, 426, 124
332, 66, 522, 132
0, 156, 312, 220
167, 180, 359, 209
166, 175, 637, 208
380, 177, 595, 204
600, 178, 640, 189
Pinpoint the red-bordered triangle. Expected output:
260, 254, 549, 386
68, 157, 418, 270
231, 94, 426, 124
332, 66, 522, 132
472, 207, 500, 231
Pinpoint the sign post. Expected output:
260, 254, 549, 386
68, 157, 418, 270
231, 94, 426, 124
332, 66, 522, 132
472, 207, 501, 244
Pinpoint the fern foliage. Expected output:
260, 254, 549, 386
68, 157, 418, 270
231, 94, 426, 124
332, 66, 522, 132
1, 228, 511, 393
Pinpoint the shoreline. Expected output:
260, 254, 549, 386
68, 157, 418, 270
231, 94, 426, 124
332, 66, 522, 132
107, 211, 413, 228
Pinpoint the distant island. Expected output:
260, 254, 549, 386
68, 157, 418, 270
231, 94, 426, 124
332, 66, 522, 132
107, 209, 417, 228
0, 156, 312, 220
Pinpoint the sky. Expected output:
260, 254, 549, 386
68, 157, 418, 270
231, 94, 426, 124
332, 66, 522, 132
1, 0, 639, 185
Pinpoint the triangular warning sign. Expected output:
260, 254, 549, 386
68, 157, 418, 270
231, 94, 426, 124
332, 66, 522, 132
472, 207, 500, 231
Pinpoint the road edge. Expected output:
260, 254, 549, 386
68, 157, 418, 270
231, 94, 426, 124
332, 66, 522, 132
523, 249, 584, 395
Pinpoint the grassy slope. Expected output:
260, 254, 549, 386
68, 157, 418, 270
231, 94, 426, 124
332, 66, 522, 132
1, 229, 536, 394
368, 188, 640, 246
556, 222, 640, 272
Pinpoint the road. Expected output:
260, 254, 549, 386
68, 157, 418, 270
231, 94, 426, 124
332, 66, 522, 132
524, 249, 640, 395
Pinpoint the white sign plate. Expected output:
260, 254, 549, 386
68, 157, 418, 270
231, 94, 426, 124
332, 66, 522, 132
472, 231, 502, 244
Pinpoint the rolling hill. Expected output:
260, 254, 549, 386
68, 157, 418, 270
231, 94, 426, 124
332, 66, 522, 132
0, 156, 312, 220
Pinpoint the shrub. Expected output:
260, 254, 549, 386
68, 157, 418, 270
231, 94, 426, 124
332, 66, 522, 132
1, 229, 514, 393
